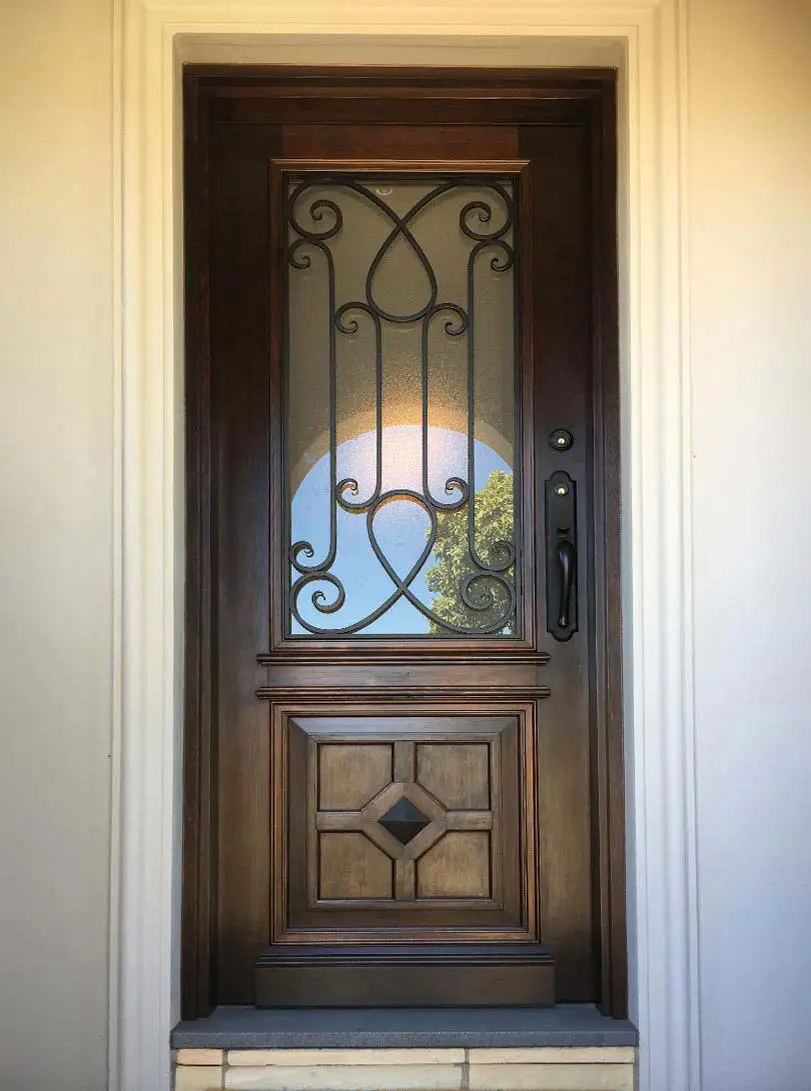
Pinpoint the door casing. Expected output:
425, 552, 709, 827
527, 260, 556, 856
113, 10, 698, 1091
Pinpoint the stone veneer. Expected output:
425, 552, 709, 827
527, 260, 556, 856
173, 1047, 637, 1091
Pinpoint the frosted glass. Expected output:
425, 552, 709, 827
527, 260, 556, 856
285, 175, 519, 637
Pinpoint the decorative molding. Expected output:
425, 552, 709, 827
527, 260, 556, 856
257, 945, 556, 967
142, 0, 665, 25
108, 1, 125, 1089
677, 3, 701, 1087
113, 4, 698, 1091
256, 652, 551, 666
256, 687, 552, 701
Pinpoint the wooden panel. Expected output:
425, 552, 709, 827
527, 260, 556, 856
309, 735, 497, 905
319, 744, 392, 810
417, 743, 490, 810
258, 656, 550, 693
319, 833, 393, 899
256, 944, 555, 1008
417, 832, 490, 899
182, 70, 625, 1017
212, 93, 592, 127
209, 120, 279, 1004
277, 705, 536, 942
282, 124, 517, 160
520, 122, 597, 1002
181, 71, 214, 1018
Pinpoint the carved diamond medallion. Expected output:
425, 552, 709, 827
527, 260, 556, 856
378, 797, 432, 846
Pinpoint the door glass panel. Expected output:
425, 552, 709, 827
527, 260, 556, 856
286, 174, 520, 637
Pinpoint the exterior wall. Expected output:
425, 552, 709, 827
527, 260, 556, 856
0, 3, 114, 1091
0, 2, 810, 1090
688, 2, 811, 1089
174, 1046, 637, 1091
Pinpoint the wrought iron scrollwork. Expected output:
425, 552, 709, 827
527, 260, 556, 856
286, 175, 518, 636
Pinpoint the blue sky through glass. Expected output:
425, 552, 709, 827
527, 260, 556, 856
290, 425, 511, 635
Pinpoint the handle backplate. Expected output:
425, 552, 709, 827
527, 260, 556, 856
545, 471, 578, 641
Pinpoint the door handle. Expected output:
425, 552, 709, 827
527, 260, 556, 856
556, 540, 576, 629
545, 471, 578, 640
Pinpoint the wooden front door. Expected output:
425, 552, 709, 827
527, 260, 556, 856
182, 69, 625, 1016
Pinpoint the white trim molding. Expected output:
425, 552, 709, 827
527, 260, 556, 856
112, 3, 699, 1090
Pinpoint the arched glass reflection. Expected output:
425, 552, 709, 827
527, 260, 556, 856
285, 174, 520, 637
290, 427, 514, 635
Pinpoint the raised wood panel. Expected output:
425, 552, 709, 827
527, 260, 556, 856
310, 735, 496, 904
319, 833, 393, 899
417, 832, 490, 899
417, 743, 490, 810
319, 744, 392, 810
277, 703, 537, 943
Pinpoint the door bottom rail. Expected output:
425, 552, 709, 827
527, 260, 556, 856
255, 944, 555, 1008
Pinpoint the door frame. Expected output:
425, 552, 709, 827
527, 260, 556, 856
181, 66, 623, 1019
111, 5, 698, 1091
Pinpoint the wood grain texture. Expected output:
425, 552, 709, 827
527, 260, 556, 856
319, 744, 392, 811
319, 833, 393, 900
181, 71, 216, 1019
417, 743, 490, 810
584, 87, 627, 1019
209, 118, 279, 1004
256, 944, 555, 1008
282, 124, 518, 160
181, 67, 625, 1018
279, 707, 532, 940
519, 121, 597, 1002
418, 833, 491, 899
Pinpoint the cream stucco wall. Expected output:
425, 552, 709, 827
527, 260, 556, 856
688, 2, 811, 1089
0, 3, 114, 1090
1, 2, 810, 1090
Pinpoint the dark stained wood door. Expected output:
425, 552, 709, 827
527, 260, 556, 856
182, 69, 625, 1016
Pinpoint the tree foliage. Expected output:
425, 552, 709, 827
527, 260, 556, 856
425, 470, 515, 633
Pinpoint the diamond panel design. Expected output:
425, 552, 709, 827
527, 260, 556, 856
378, 797, 432, 846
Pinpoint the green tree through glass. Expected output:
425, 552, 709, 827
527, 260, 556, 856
425, 469, 515, 634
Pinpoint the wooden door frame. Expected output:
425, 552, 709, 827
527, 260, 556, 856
113, 9, 699, 1091
181, 67, 624, 1019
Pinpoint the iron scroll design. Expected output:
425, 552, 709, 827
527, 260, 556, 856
286, 175, 519, 637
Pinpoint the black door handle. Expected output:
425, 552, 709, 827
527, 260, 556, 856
556, 540, 576, 629
545, 471, 578, 640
